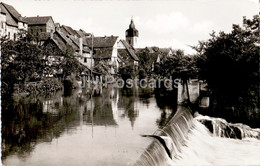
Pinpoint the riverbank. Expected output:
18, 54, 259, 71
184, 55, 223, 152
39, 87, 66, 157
5, 78, 62, 99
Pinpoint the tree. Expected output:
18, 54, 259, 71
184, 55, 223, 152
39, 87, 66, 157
118, 64, 135, 81
155, 49, 197, 78
193, 15, 259, 125
59, 46, 81, 81
93, 59, 111, 76
136, 49, 157, 76
1, 36, 45, 96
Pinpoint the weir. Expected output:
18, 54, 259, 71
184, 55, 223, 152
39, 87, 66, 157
135, 106, 195, 166
135, 76, 260, 166
135, 106, 260, 166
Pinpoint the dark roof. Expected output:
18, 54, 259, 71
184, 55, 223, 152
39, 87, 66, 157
85, 36, 118, 48
46, 33, 67, 51
159, 48, 172, 54
56, 31, 78, 50
67, 35, 90, 53
75, 30, 85, 37
45, 31, 77, 51
135, 47, 160, 54
119, 40, 139, 61
1, 2, 25, 22
0, 5, 16, 27
54, 23, 60, 28
61, 25, 78, 36
23, 16, 53, 25
75, 29, 91, 38
0, 2, 26, 27
68, 35, 80, 47
118, 49, 130, 64
54, 26, 91, 53
93, 48, 113, 59
45, 31, 90, 53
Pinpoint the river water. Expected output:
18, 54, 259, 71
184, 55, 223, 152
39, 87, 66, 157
1, 86, 176, 166
2, 86, 260, 166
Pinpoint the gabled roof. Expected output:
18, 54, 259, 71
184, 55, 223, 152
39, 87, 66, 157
44, 32, 67, 52
51, 25, 91, 53
119, 40, 139, 61
0, 2, 26, 27
50, 36, 66, 52
75, 29, 91, 38
0, 5, 16, 27
56, 31, 78, 50
0, 5, 6, 14
54, 23, 60, 28
159, 48, 172, 54
85, 36, 118, 48
23, 16, 53, 25
61, 25, 78, 36
146, 47, 154, 53
155, 48, 172, 63
93, 48, 113, 59
0, 2, 25, 22
67, 35, 91, 53
45, 31, 91, 53
45, 31, 76, 51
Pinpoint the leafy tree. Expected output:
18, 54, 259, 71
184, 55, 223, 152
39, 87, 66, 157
1, 32, 82, 96
154, 49, 197, 78
93, 59, 111, 76
118, 64, 135, 81
136, 49, 157, 76
1, 36, 45, 96
193, 15, 259, 125
59, 46, 81, 81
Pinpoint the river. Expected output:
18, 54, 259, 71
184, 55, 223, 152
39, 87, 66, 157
1, 86, 176, 166
2, 86, 260, 166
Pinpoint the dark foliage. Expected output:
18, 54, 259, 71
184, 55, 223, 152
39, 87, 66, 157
193, 15, 259, 127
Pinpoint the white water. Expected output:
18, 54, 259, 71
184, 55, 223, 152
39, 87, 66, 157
136, 106, 260, 166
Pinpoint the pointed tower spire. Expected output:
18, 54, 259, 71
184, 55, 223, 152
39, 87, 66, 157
125, 17, 139, 48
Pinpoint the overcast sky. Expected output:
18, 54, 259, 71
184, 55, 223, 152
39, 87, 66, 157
2, 0, 258, 54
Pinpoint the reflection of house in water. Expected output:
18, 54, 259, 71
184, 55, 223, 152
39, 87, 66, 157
110, 88, 119, 124
83, 92, 118, 126
42, 97, 63, 114
118, 89, 139, 128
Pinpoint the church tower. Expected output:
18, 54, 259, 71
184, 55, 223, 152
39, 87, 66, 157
125, 18, 139, 48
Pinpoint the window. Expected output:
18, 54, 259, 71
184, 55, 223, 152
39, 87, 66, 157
84, 58, 87, 63
14, 33, 16, 40
8, 32, 10, 39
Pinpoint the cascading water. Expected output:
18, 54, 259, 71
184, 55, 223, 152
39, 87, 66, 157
135, 106, 260, 166
195, 113, 260, 139
135, 106, 195, 166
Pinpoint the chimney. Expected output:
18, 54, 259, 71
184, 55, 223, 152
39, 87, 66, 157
79, 37, 83, 56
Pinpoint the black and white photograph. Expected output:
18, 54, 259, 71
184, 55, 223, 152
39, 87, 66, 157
0, 0, 259, 165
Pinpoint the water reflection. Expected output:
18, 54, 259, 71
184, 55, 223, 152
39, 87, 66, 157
1, 90, 85, 158
154, 88, 178, 128
2, 86, 178, 165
